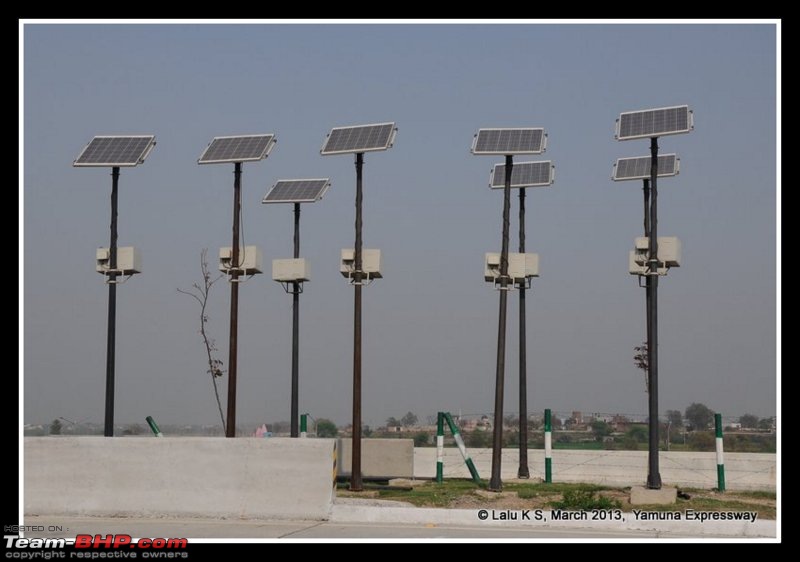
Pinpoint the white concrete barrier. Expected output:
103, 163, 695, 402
414, 448, 775, 490
337, 438, 414, 479
25, 437, 337, 520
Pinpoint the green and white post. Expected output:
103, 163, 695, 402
715, 413, 725, 492
146, 415, 163, 438
544, 409, 552, 483
300, 414, 308, 438
444, 412, 481, 484
436, 412, 444, 483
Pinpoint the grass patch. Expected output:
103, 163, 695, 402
504, 482, 612, 495
550, 489, 622, 510
375, 480, 482, 507
734, 490, 776, 500
552, 441, 605, 450
357, 480, 618, 508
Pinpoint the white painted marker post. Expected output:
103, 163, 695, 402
715, 413, 725, 492
436, 412, 444, 483
544, 409, 552, 483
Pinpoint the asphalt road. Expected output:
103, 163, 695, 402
23, 515, 676, 539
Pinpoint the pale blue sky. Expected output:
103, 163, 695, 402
23, 23, 777, 428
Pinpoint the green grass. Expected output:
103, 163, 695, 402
375, 480, 481, 507
635, 496, 775, 520
359, 480, 618, 508
734, 490, 776, 500
550, 489, 622, 510
552, 441, 605, 450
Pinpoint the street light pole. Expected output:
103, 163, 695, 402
646, 138, 661, 489
351, 152, 364, 491
104, 167, 119, 437
225, 162, 242, 438
517, 186, 530, 479
489, 154, 513, 492
291, 203, 301, 437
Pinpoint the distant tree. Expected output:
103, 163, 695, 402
466, 430, 491, 448
49, 419, 62, 435
757, 417, 774, 431
122, 424, 143, 436
270, 421, 290, 434
316, 418, 338, 438
400, 412, 418, 427
688, 432, 715, 451
685, 403, 713, 430
426, 415, 437, 426
591, 420, 612, 441
666, 410, 683, 428
621, 436, 640, 450
504, 415, 519, 428
363, 425, 373, 438
177, 249, 226, 434
739, 414, 759, 429
626, 425, 648, 443
386, 417, 400, 427
413, 431, 429, 447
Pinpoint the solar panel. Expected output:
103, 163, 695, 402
612, 154, 680, 181
198, 134, 277, 164
471, 128, 546, 155
490, 161, 555, 189
616, 105, 693, 141
320, 122, 396, 155
73, 136, 156, 167
262, 179, 331, 204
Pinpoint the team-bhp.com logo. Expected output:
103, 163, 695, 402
6, 534, 188, 558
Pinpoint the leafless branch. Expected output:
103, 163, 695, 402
178, 249, 226, 433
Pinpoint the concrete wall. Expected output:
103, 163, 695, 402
337, 438, 414, 479
414, 448, 775, 490
25, 437, 337, 520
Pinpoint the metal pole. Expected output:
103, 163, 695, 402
291, 203, 301, 438
643, 178, 652, 399
436, 412, 444, 483
544, 408, 552, 483
646, 138, 661, 488
145, 415, 163, 437
444, 412, 481, 484
517, 187, 530, 479
226, 162, 242, 438
351, 153, 364, 491
714, 413, 726, 492
104, 167, 119, 437
300, 413, 308, 438
489, 155, 513, 491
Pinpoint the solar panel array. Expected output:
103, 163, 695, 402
320, 123, 396, 155
490, 161, 554, 189
262, 179, 331, 204
612, 154, 679, 181
616, 105, 692, 141
472, 128, 546, 155
198, 134, 276, 164
73, 136, 156, 167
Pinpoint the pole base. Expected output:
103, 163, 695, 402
647, 473, 662, 490
630, 486, 676, 505
517, 468, 530, 479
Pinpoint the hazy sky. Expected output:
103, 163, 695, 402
22, 22, 778, 429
